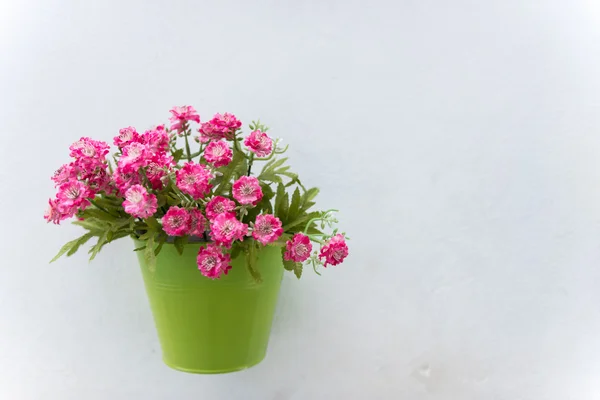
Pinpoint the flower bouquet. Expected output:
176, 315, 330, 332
45, 106, 349, 373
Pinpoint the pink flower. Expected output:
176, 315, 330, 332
146, 153, 174, 190
175, 162, 213, 199
113, 167, 141, 196
232, 176, 263, 205
205, 196, 236, 220
56, 180, 92, 210
284, 233, 313, 262
188, 208, 206, 237
252, 214, 283, 245
86, 168, 112, 194
198, 112, 241, 142
141, 125, 170, 153
196, 243, 232, 279
44, 198, 65, 224
114, 126, 140, 148
122, 185, 158, 218
162, 206, 190, 236
243, 130, 273, 157
318, 234, 348, 267
169, 105, 200, 132
203, 140, 233, 168
118, 142, 148, 172
51, 163, 78, 187
69, 137, 110, 162
209, 213, 248, 248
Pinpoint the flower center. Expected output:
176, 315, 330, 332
332, 248, 345, 260
170, 216, 184, 227
295, 244, 308, 257
241, 184, 254, 196
184, 175, 197, 184
128, 191, 143, 203
257, 222, 272, 235
66, 186, 80, 199
202, 256, 216, 271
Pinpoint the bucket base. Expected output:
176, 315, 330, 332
162, 353, 266, 374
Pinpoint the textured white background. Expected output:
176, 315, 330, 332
1, 1, 600, 399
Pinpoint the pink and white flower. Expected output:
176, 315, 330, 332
209, 213, 248, 248
44, 198, 65, 224
252, 214, 283, 245
112, 167, 141, 196
122, 185, 158, 218
196, 244, 232, 279
205, 196, 236, 220
284, 233, 312, 262
169, 105, 200, 132
188, 208, 207, 237
198, 112, 241, 142
69, 137, 110, 162
118, 142, 148, 172
146, 153, 174, 190
318, 234, 348, 267
56, 180, 92, 210
243, 130, 273, 157
232, 176, 263, 205
141, 125, 170, 153
86, 168, 112, 194
161, 206, 190, 236
175, 162, 213, 199
203, 140, 232, 168
114, 127, 140, 148
51, 163, 79, 187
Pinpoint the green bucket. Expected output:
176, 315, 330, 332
134, 239, 283, 374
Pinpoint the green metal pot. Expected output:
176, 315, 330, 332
134, 239, 283, 374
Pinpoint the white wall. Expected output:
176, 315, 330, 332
2, 1, 600, 398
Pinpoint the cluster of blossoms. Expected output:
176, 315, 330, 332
46, 106, 348, 279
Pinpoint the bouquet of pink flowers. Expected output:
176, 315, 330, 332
45, 106, 348, 280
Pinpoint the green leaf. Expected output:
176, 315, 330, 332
81, 208, 118, 222
245, 242, 262, 283
260, 183, 275, 199
156, 194, 167, 207
133, 245, 147, 252
50, 232, 95, 263
174, 236, 188, 255
172, 149, 185, 162
283, 258, 295, 271
260, 157, 285, 175
166, 196, 180, 206
89, 233, 108, 261
293, 262, 303, 279
301, 201, 316, 212
302, 187, 320, 204
284, 211, 323, 233
287, 187, 301, 223
215, 150, 244, 195
154, 238, 165, 256
230, 244, 242, 260
260, 173, 283, 184
274, 183, 285, 215
66, 232, 96, 256
279, 193, 289, 222
146, 217, 161, 231
72, 219, 109, 233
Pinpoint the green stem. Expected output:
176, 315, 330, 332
247, 153, 254, 176
303, 209, 338, 235
184, 131, 192, 162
